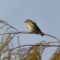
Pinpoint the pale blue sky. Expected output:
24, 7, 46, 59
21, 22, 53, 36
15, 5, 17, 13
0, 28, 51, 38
0, 0, 60, 60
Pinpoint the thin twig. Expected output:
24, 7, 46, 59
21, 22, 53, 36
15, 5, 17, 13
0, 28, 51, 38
0, 31, 60, 44
44, 33, 60, 43
0, 31, 32, 35
5, 44, 60, 52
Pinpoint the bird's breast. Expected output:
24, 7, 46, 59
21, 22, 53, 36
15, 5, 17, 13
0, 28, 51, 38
25, 23, 34, 32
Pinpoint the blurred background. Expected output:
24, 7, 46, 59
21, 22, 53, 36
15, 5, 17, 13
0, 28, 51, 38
0, 0, 60, 60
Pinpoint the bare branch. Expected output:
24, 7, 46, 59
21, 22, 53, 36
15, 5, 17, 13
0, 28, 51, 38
44, 33, 60, 44
5, 44, 60, 52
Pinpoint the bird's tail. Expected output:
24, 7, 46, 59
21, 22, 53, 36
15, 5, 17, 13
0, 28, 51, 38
40, 32, 45, 36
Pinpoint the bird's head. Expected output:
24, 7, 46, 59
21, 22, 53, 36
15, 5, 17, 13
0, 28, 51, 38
24, 19, 33, 24
24, 19, 35, 32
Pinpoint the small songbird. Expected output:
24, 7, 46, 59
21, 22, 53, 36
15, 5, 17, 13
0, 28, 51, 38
24, 19, 60, 43
24, 19, 44, 36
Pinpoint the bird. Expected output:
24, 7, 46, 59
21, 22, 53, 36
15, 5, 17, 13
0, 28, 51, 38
24, 19, 60, 43
24, 19, 44, 36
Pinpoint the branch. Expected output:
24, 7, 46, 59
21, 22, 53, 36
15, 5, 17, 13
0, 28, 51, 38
0, 31, 33, 35
44, 33, 60, 44
0, 31, 60, 43
5, 44, 60, 52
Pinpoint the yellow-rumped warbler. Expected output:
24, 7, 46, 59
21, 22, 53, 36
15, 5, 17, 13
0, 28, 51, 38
24, 19, 44, 36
